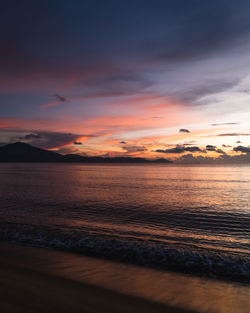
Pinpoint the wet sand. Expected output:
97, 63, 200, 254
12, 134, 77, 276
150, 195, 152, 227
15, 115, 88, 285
0, 243, 249, 313
0, 262, 179, 313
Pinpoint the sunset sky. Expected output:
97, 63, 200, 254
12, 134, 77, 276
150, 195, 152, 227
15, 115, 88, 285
1, 0, 250, 162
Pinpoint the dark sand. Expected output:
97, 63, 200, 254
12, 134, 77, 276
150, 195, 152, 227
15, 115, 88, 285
0, 243, 249, 313
0, 261, 180, 313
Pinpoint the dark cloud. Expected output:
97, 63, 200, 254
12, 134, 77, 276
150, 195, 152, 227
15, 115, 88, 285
156, 146, 185, 154
17, 131, 85, 149
156, 144, 227, 155
206, 145, 225, 154
1, 1, 250, 93
79, 73, 152, 98
120, 141, 127, 144
216, 149, 226, 154
20, 133, 42, 140
179, 128, 190, 133
176, 151, 250, 164
155, 0, 250, 63
156, 145, 204, 154
55, 146, 86, 156
217, 133, 250, 136
74, 141, 82, 145
54, 94, 67, 102
183, 141, 196, 146
122, 145, 147, 153
185, 146, 204, 153
222, 144, 232, 147
236, 141, 241, 144
233, 146, 250, 154
206, 145, 217, 151
211, 122, 239, 126
171, 80, 237, 104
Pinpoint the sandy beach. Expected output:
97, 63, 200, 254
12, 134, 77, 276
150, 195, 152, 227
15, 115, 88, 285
0, 243, 250, 313
0, 243, 196, 313
0, 261, 175, 313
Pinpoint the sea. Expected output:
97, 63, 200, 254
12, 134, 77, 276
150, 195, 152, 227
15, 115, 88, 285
0, 163, 249, 283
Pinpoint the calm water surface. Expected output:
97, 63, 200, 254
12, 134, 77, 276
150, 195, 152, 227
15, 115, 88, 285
0, 163, 250, 282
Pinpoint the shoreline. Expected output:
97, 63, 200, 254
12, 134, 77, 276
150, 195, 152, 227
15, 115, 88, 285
1, 223, 249, 284
0, 242, 250, 313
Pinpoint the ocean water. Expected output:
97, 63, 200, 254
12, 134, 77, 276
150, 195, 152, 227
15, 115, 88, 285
0, 163, 250, 282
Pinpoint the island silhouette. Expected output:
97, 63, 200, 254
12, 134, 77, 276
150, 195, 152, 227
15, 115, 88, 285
0, 142, 172, 163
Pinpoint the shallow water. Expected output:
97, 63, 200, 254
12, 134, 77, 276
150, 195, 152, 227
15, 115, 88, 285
0, 163, 250, 281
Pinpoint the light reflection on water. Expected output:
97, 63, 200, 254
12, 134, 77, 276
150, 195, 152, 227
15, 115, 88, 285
0, 163, 250, 280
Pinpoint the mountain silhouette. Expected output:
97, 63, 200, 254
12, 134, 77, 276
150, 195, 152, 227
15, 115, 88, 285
0, 142, 172, 163
0, 142, 63, 162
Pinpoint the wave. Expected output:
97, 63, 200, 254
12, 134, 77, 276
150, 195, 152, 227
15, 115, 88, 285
1, 222, 249, 283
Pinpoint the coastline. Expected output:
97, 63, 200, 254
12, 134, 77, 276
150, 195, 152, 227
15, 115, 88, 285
0, 242, 249, 313
1, 220, 249, 284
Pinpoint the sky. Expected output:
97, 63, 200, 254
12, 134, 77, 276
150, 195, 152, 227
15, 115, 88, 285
1, 0, 250, 162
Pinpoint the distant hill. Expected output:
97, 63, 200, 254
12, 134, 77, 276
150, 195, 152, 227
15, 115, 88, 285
0, 142, 63, 162
0, 142, 172, 163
